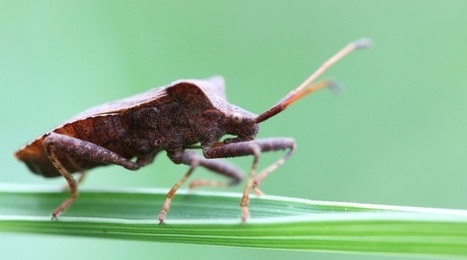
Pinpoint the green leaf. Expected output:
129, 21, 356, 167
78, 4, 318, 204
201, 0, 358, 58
1, 184, 467, 257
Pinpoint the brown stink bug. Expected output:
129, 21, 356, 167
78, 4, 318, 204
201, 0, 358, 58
15, 39, 371, 223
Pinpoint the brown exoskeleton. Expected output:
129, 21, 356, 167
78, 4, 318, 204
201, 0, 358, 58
15, 39, 370, 223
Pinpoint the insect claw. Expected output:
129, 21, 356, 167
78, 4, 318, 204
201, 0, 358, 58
158, 211, 167, 224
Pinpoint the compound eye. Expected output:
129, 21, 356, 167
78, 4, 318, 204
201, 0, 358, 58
231, 112, 243, 124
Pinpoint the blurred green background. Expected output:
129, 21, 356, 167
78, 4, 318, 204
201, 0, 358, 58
2, 1, 467, 259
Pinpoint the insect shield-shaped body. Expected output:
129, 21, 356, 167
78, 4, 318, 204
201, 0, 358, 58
15, 39, 371, 223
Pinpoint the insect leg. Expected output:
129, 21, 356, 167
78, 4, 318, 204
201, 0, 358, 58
158, 165, 197, 224
43, 132, 144, 219
64, 154, 87, 187
186, 151, 244, 189
159, 151, 244, 223
159, 151, 199, 223
251, 140, 296, 196
204, 137, 296, 222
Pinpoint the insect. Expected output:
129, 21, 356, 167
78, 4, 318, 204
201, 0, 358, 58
15, 39, 370, 223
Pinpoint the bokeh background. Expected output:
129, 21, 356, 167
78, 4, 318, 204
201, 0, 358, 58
2, 1, 467, 259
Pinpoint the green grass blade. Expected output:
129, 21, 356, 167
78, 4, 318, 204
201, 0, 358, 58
1, 184, 467, 257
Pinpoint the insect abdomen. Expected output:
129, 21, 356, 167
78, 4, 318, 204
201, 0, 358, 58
15, 115, 137, 178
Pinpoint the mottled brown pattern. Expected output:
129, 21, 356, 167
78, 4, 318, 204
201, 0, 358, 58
16, 76, 252, 177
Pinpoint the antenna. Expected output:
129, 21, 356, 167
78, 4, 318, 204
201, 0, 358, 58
255, 38, 371, 124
